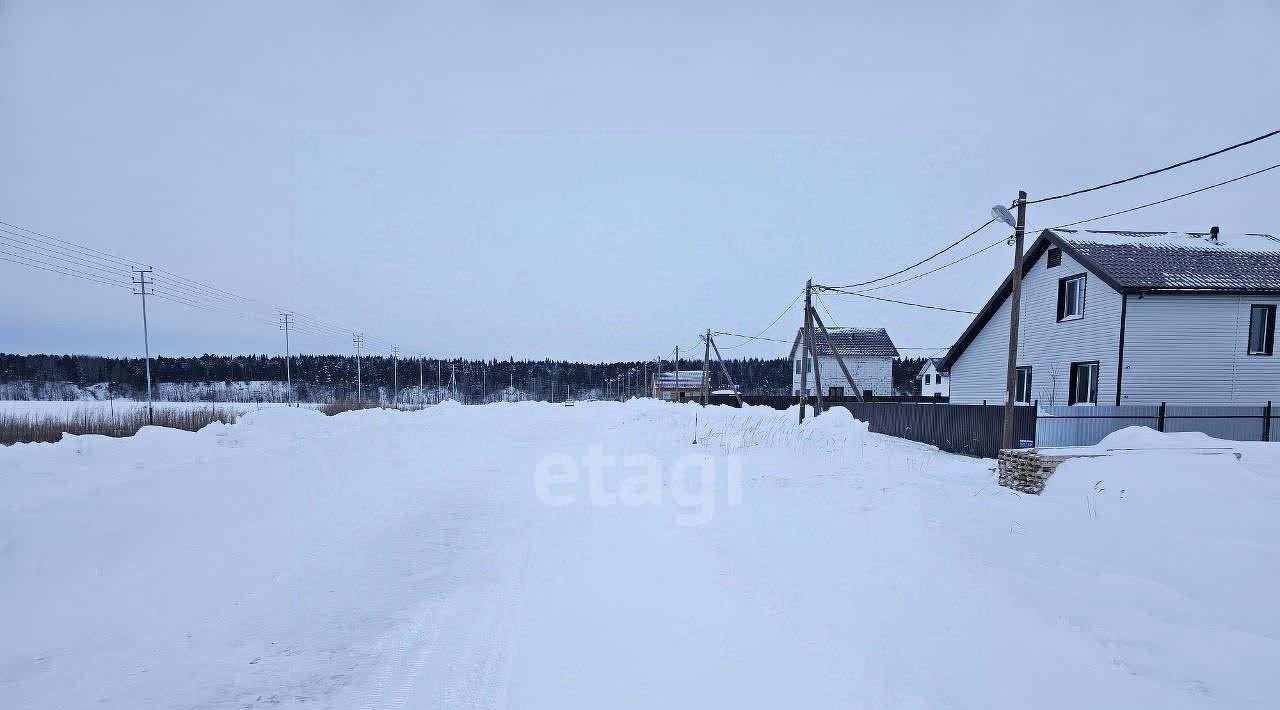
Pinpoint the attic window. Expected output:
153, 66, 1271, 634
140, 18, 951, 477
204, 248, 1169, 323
1047, 247, 1062, 268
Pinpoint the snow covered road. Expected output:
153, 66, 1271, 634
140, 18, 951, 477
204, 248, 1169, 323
2, 401, 1278, 708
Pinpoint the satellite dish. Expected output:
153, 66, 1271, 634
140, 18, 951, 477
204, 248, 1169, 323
991, 204, 1018, 229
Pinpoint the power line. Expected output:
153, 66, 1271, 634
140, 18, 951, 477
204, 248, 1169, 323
816, 286, 977, 315
1049, 161, 1280, 229
0, 250, 134, 290
828, 160, 1280, 301
715, 291, 803, 351
1026, 128, 1280, 205
710, 331, 793, 345
826, 217, 997, 289
860, 237, 1008, 292
0, 216, 402, 350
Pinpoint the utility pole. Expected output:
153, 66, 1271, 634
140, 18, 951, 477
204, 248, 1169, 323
279, 312, 293, 406
799, 281, 812, 423
811, 307, 865, 402
701, 329, 711, 405
482, 365, 487, 404
132, 268, 155, 425
437, 361, 443, 403
1001, 191, 1029, 450
805, 280, 825, 416
418, 356, 424, 405
353, 333, 364, 404
392, 345, 399, 407
674, 345, 679, 401
708, 333, 744, 407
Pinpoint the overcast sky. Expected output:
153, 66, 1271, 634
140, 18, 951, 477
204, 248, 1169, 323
3, 1, 1279, 362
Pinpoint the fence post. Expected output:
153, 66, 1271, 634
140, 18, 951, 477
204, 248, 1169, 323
1264, 401, 1272, 442
1157, 401, 1166, 432
1033, 399, 1039, 449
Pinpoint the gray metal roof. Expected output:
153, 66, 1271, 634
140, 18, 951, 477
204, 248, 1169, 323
654, 370, 704, 387
1053, 229, 1280, 291
789, 327, 899, 359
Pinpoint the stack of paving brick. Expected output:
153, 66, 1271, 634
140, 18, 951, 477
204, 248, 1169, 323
997, 449, 1062, 494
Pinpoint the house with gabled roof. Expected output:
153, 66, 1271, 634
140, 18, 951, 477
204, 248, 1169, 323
653, 370, 705, 401
916, 358, 949, 398
940, 227, 1280, 406
789, 326, 899, 398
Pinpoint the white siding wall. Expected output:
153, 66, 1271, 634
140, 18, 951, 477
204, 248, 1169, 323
1121, 294, 1280, 405
919, 363, 950, 397
792, 355, 893, 396
950, 247, 1123, 405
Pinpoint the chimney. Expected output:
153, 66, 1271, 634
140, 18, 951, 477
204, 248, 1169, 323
1209, 225, 1220, 243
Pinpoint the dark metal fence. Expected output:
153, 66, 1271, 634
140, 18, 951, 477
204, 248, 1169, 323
836, 401, 1036, 458
703, 395, 1276, 455
725, 393, 949, 410
705, 394, 1025, 458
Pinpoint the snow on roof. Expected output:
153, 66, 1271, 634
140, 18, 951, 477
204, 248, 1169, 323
1051, 228, 1280, 291
1055, 228, 1280, 252
654, 370, 705, 387
789, 327, 899, 359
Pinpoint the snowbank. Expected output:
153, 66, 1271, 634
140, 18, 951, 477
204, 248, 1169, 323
1, 400, 1276, 708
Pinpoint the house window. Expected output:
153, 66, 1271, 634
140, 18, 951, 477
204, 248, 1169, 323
1047, 247, 1062, 268
923, 374, 931, 384
795, 358, 811, 374
1015, 366, 1032, 404
1057, 274, 1086, 321
1247, 305, 1276, 355
1068, 362, 1099, 405
828, 386, 844, 398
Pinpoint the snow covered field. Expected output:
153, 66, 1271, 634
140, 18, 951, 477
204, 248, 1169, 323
2, 401, 1277, 708
0, 400, 310, 416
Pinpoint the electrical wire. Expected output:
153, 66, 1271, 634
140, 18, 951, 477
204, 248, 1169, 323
0, 250, 134, 291
826, 217, 997, 289
816, 286, 977, 314
832, 160, 1280, 301
859, 237, 1008, 292
0, 217, 402, 350
1048, 161, 1280, 229
710, 331, 793, 345
1026, 128, 1280, 205
714, 291, 804, 351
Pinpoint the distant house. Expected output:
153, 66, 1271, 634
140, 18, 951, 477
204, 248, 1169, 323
941, 227, 1280, 406
653, 370, 705, 401
916, 358, 949, 398
789, 327, 899, 398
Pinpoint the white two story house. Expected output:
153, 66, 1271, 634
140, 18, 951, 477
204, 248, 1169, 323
916, 358, 949, 398
941, 228, 1280, 406
790, 326, 899, 398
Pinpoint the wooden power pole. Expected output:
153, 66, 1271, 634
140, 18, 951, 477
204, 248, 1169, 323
799, 280, 812, 423
810, 307, 864, 402
701, 329, 711, 405
1001, 191, 1028, 450
708, 333, 744, 407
